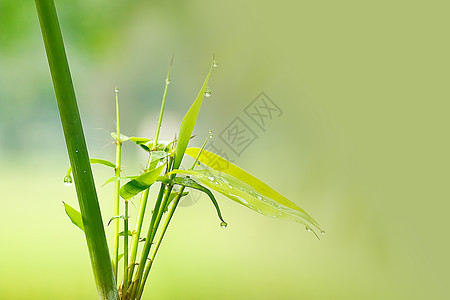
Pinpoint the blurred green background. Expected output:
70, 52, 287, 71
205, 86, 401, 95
1, 0, 449, 299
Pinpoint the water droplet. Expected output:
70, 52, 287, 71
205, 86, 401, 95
305, 226, 312, 233
75, 150, 79, 153
63, 176, 73, 186
320, 230, 326, 235
220, 221, 228, 229
256, 195, 262, 200
196, 161, 201, 166
213, 59, 219, 68
166, 78, 171, 85
83, 170, 87, 173
204, 87, 212, 97
114, 87, 119, 93
208, 176, 214, 181
208, 130, 213, 138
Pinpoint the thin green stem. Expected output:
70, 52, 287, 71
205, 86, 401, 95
123, 200, 129, 291
129, 184, 173, 298
136, 186, 185, 300
127, 57, 173, 284
35, 1, 118, 299
112, 88, 122, 281
126, 187, 150, 285
152, 55, 173, 149
136, 134, 210, 298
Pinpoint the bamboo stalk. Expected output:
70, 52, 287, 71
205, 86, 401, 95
35, 1, 119, 299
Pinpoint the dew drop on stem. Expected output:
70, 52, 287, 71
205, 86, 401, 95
63, 176, 73, 186
213, 59, 218, 68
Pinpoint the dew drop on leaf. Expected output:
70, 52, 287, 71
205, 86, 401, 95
320, 229, 326, 235
166, 78, 171, 85
305, 226, 312, 233
220, 221, 228, 229
208, 176, 215, 181
63, 176, 73, 186
213, 59, 219, 68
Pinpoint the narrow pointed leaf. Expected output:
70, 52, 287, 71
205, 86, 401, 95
107, 215, 125, 226
111, 132, 130, 143
65, 158, 116, 177
101, 175, 139, 187
119, 230, 133, 237
63, 202, 85, 232
173, 177, 226, 223
119, 165, 166, 200
171, 169, 322, 232
129, 136, 151, 145
173, 63, 214, 170
185, 148, 320, 227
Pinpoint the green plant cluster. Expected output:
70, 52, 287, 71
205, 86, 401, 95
63, 58, 323, 299
35, 1, 322, 299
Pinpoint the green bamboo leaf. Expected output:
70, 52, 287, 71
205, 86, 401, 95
119, 230, 133, 237
63, 202, 85, 232
101, 175, 139, 187
139, 140, 174, 152
185, 148, 320, 227
171, 169, 322, 233
107, 215, 125, 226
173, 177, 226, 225
173, 62, 214, 170
119, 165, 166, 200
111, 132, 130, 143
65, 158, 116, 179
128, 136, 151, 144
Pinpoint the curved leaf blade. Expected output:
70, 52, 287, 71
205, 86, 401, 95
185, 148, 320, 227
171, 169, 322, 232
173, 176, 226, 224
107, 215, 125, 226
63, 202, 84, 232
119, 165, 166, 200
65, 158, 116, 178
